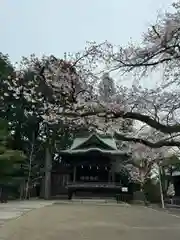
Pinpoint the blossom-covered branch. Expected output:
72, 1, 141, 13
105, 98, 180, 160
114, 132, 180, 148
89, 2, 180, 88
63, 108, 180, 134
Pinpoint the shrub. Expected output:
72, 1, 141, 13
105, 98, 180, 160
144, 179, 161, 203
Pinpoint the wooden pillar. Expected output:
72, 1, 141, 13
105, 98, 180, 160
73, 166, 76, 183
108, 171, 111, 183
62, 175, 65, 186
111, 161, 115, 183
112, 171, 115, 183
67, 174, 70, 184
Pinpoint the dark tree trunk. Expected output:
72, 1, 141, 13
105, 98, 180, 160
0, 186, 8, 203
44, 146, 52, 199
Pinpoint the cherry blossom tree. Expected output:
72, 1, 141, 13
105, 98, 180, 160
59, 2, 180, 149
1, 44, 124, 198
125, 143, 166, 189
0, 50, 96, 199
167, 182, 175, 198
3, 25, 180, 197
121, 141, 169, 207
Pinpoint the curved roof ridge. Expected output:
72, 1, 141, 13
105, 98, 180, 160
70, 133, 117, 150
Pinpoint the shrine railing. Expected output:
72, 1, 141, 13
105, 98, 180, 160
66, 181, 132, 202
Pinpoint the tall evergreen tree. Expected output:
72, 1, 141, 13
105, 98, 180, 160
0, 118, 25, 201
98, 73, 116, 102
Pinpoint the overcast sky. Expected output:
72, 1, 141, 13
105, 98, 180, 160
0, 0, 174, 64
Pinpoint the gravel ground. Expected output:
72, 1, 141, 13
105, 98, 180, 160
0, 203, 180, 240
0, 200, 54, 228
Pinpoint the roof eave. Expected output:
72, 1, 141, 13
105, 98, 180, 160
59, 148, 129, 157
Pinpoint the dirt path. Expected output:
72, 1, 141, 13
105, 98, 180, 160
1, 203, 180, 240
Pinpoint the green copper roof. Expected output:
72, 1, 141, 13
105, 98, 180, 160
70, 133, 117, 150
71, 137, 89, 150
59, 134, 129, 157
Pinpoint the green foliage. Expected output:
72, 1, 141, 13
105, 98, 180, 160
162, 154, 180, 167
0, 52, 14, 78
0, 118, 26, 184
162, 154, 180, 181
144, 179, 161, 203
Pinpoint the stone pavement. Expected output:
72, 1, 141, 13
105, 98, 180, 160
1, 201, 180, 240
0, 200, 54, 228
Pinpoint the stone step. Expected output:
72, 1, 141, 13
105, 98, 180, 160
73, 198, 116, 203
54, 199, 129, 206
